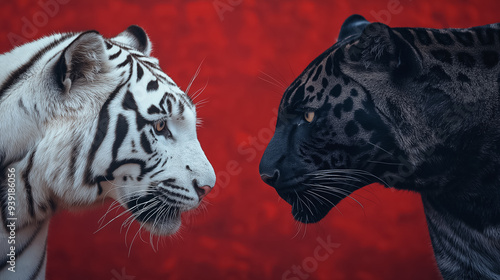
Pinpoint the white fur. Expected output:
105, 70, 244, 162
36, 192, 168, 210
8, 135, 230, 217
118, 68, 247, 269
0, 27, 215, 279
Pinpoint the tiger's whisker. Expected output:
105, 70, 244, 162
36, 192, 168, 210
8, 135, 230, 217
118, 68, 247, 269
185, 58, 205, 98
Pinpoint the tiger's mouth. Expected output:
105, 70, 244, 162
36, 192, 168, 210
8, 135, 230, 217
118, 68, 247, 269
125, 191, 192, 235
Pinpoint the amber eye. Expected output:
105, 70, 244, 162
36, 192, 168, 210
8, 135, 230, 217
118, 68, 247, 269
155, 120, 166, 132
304, 111, 315, 123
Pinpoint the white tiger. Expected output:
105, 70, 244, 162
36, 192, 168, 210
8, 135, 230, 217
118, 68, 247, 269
0, 26, 216, 280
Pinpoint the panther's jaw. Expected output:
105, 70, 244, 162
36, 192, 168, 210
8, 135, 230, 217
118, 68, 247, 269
292, 208, 329, 224
272, 171, 363, 224
285, 193, 325, 223
275, 183, 338, 224
260, 170, 333, 223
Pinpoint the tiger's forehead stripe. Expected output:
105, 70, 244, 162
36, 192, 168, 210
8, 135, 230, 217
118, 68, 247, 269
0, 26, 216, 280
107, 40, 169, 85
85, 37, 199, 187
106, 39, 194, 116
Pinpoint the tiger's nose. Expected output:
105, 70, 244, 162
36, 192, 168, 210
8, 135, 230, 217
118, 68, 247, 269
193, 180, 212, 200
260, 170, 280, 187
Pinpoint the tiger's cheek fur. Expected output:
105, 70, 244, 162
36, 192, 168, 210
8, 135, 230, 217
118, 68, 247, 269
1, 25, 216, 279
88, 82, 216, 219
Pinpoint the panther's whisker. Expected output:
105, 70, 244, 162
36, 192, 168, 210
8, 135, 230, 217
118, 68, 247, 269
308, 172, 367, 184
291, 218, 303, 240
322, 169, 390, 188
367, 160, 403, 166
297, 193, 314, 219
367, 141, 394, 157
308, 180, 362, 192
266, 62, 290, 88
320, 183, 378, 205
305, 190, 326, 206
305, 185, 347, 201
302, 192, 319, 213
259, 70, 287, 90
306, 184, 364, 209
308, 169, 373, 183
302, 216, 308, 239
306, 190, 344, 215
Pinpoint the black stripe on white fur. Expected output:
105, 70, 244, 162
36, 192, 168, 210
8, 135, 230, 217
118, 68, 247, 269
0, 25, 215, 280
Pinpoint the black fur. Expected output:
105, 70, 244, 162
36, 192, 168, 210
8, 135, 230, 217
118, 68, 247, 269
260, 15, 500, 279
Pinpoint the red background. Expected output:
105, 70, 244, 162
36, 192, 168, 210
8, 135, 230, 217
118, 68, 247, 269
1, 1, 499, 279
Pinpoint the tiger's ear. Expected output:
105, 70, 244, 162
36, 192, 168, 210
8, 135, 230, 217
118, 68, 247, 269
55, 31, 107, 93
113, 25, 151, 56
344, 22, 422, 79
337, 14, 370, 42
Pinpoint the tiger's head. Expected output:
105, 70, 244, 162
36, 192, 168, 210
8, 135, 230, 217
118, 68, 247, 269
259, 15, 424, 223
0, 26, 215, 235
89, 27, 216, 235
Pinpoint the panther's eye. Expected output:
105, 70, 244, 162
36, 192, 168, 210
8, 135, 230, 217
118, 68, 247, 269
304, 111, 315, 123
155, 120, 166, 133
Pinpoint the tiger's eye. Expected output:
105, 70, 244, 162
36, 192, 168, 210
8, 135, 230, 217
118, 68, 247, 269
304, 112, 315, 123
155, 120, 166, 132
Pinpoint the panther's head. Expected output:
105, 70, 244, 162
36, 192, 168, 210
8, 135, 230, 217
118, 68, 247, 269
259, 15, 423, 223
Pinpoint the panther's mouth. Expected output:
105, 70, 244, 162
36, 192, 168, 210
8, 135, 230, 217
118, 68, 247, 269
261, 174, 331, 223
277, 185, 341, 224
273, 173, 359, 224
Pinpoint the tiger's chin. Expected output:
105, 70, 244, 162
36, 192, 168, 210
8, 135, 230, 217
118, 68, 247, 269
131, 205, 184, 236
139, 216, 182, 236
124, 193, 194, 236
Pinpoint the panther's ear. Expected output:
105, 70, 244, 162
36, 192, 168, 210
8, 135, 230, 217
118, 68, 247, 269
344, 22, 422, 79
55, 31, 107, 93
338, 14, 370, 42
113, 25, 151, 56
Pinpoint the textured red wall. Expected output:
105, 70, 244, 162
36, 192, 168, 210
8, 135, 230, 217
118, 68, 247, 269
1, 1, 498, 279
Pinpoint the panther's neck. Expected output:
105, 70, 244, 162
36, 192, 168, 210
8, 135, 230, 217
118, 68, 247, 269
0, 219, 50, 280
421, 194, 500, 279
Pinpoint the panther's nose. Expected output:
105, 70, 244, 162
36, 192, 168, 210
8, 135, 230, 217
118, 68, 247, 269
193, 180, 212, 200
260, 170, 280, 187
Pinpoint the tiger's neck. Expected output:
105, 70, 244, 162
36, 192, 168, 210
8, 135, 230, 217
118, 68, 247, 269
0, 135, 104, 280
0, 219, 50, 280
0, 164, 52, 279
